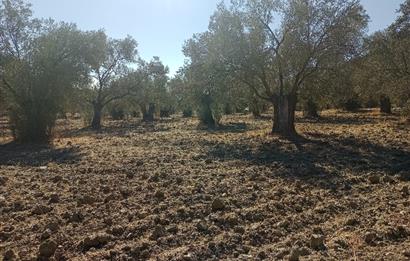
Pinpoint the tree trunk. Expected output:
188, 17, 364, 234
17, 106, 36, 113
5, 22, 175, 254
91, 103, 103, 130
380, 95, 392, 114
272, 94, 297, 136
303, 99, 319, 118
142, 103, 155, 122
250, 97, 261, 118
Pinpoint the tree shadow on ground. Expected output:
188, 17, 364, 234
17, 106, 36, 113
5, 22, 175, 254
62, 119, 172, 138
202, 132, 410, 190
0, 142, 84, 167
214, 122, 249, 133
297, 115, 381, 125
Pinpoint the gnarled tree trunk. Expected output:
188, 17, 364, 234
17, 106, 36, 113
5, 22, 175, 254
250, 97, 261, 118
91, 103, 103, 130
303, 99, 319, 118
380, 95, 392, 114
142, 103, 155, 122
272, 94, 297, 136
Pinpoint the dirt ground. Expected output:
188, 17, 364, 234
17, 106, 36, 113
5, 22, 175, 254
0, 110, 409, 261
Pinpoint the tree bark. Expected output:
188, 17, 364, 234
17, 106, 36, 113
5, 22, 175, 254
250, 97, 261, 118
142, 103, 155, 122
91, 103, 103, 130
303, 99, 319, 118
380, 95, 392, 114
272, 94, 297, 136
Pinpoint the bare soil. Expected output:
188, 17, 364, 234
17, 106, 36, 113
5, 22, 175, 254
0, 110, 409, 260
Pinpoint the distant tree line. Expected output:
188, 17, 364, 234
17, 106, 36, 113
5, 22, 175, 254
0, 0, 409, 143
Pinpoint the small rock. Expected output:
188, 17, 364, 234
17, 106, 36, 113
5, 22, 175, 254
39, 239, 58, 258
51, 175, 62, 183
257, 251, 267, 259
310, 234, 325, 250
167, 225, 178, 234
225, 213, 239, 226
382, 175, 395, 183
334, 239, 349, 249
368, 174, 381, 184
32, 205, 52, 215
48, 194, 60, 204
234, 226, 245, 234
196, 221, 209, 233
108, 226, 125, 237
299, 247, 310, 256
0, 176, 8, 186
136, 160, 144, 167
150, 226, 165, 240
289, 248, 300, 261
364, 231, 378, 245
81, 234, 111, 251
345, 218, 360, 226
154, 190, 165, 200
275, 248, 289, 259
104, 194, 116, 203
211, 198, 225, 211
40, 229, 52, 241
45, 221, 60, 232
77, 195, 96, 205
66, 211, 84, 223
3, 249, 16, 260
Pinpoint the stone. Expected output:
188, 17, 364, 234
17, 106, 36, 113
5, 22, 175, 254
382, 175, 395, 183
0, 176, 8, 186
211, 198, 225, 211
32, 205, 52, 215
51, 176, 63, 183
368, 174, 381, 184
196, 221, 209, 233
364, 232, 378, 245
225, 213, 239, 226
3, 249, 16, 260
82, 234, 111, 251
150, 226, 165, 240
39, 239, 58, 258
40, 229, 52, 241
45, 221, 60, 232
154, 191, 165, 200
66, 211, 84, 223
77, 195, 96, 205
310, 234, 325, 250
48, 194, 60, 204
345, 218, 360, 226
289, 248, 300, 261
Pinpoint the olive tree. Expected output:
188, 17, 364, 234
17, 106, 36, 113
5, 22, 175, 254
0, 0, 90, 142
86, 31, 138, 129
357, 0, 409, 115
198, 0, 368, 136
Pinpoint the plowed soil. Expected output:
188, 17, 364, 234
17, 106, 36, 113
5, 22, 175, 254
0, 110, 409, 260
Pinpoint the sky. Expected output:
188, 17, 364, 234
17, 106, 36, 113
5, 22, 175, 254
30, 0, 404, 75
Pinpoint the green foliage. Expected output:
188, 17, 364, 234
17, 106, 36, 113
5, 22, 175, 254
85, 30, 138, 129
183, 0, 368, 134
0, 0, 92, 142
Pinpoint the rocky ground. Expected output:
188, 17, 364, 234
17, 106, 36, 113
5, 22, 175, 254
0, 110, 409, 261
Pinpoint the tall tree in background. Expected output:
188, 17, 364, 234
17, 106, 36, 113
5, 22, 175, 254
197, 0, 368, 136
86, 31, 138, 130
355, 0, 409, 114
